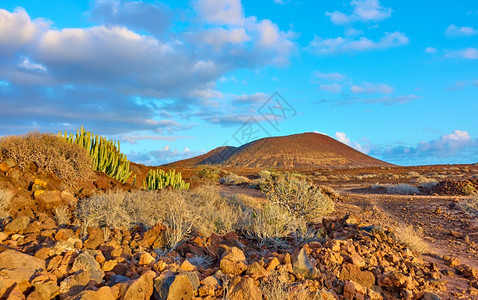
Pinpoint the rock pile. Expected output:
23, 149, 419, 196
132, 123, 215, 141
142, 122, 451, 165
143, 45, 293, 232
1, 213, 470, 299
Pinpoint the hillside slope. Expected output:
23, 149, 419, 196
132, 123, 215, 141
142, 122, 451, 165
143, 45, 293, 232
166, 132, 391, 168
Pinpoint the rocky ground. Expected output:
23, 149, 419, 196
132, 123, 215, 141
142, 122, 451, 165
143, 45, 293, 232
1, 159, 478, 299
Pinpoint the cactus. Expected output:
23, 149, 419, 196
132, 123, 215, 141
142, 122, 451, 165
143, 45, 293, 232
58, 126, 132, 183
143, 169, 190, 190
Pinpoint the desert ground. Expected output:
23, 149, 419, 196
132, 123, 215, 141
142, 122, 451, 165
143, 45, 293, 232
0, 132, 477, 300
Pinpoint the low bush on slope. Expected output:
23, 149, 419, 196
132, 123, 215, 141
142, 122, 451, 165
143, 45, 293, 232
0, 132, 93, 183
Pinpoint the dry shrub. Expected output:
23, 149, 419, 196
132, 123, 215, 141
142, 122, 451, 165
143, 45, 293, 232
393, 223, 428, 253
260, 274, 319, 300
386, 184, 420, 195
261, 175, 334, 222
244, 203, 319, 248
188, 186, 250, 236
458, 194, 478, 216
54, 206, 70, 226
0, 132, 92, 183
219, 173, 251, 185
0, 189, 13, 218
77, 187, 251, 249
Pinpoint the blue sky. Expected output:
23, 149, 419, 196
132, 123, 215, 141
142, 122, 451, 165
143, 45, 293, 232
0, 0, 477, 166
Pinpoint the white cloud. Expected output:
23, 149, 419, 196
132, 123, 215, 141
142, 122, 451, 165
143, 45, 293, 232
334, 132, 370, 153
309, 31, 408, 54
314, 71, 345, 81
373, 130, 477, 162
447, 48, 478, 60
0, 8, 47, 55
326, 0, 392, 25
351, 82, 393, 94
320, 83, 342, 93
425, 47, 437, 54
19, 56, 47, 73
193, 27, 250, 47
445, 24, 478, 37
194, 0, 244, 26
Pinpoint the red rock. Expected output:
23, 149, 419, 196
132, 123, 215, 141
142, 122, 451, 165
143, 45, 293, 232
154, 273, 194, 300
339, 263, 375, 289
228, 276, 262, 300
124, 270, 156, 300
219, 246, 247, 275
139, 252, 156, 266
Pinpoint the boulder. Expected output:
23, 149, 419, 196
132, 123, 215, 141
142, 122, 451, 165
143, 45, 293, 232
84, 227, 105, 250
34, 190, 63, 211
154, 274, 194, 300
138, 223, 167, 249
219, 246, 247, 275
228, 276, 262, 300
339, 263, 375, 289
0, 249, 45, 271
59, 270, 91, 297
72, 252, 104, 284
72, 286, 116, 300
124, 270, 156, 300
139, 252, 156, 266
292, 248, 316, 278
4, 216, 30, 234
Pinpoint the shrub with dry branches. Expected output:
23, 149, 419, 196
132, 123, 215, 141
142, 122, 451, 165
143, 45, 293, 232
261, 175, 334, 222
0, 132, 93, 183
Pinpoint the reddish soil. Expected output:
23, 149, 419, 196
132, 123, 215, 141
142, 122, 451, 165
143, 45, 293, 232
166, 132, 392, 169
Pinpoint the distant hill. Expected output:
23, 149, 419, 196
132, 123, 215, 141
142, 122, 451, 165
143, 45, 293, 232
165, 132, 392, 169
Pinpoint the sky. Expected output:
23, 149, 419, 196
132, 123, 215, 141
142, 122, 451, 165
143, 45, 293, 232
0, 0, 477, 166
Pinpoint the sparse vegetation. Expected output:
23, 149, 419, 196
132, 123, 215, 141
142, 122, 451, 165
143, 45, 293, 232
261, 175, 334, 222
219, 173, 250, 185
54, 206, 70, 226
58, 126, 132, 183
245, 203, 305, 247
372, 183, 420, 195
0, 132, 93, 183
462, 182, 477, 195
393, 223, 428, 253
77, 187, 252, 248
0, 189, 13, 218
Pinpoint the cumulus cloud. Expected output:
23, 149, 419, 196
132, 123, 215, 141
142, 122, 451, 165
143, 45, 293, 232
351, 82, 393, 94
326, 0, 392, 25
445, 24, 478, 37
88, 0, 171, 37
336, 130, 478, 165
334, 132, 370, 153
308, 32, 408, 54
425, 47, 437, 54
0, 2, 296, 136
372, 130, 478, 163
0, 8, 48, 55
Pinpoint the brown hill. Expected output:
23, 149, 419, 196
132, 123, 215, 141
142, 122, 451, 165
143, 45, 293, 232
166, 132, 392, 169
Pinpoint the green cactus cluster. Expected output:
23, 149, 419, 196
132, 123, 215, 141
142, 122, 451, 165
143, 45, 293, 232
143, 169, 190, 190
58, 126, 132, 183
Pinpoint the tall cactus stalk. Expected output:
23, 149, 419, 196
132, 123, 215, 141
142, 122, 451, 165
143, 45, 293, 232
58, 126, 132, 183
143, 169, 190, 190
